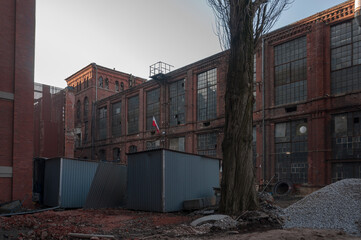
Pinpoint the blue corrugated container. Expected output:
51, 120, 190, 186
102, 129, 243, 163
43, 158, 98, 208
127, 149, 220, 212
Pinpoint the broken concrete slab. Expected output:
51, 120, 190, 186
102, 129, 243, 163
190, 214, 229, 227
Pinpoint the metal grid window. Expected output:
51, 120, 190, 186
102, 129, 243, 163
84, 97, 89, 121
332, 111, 361, 160
115, 81, 119, 92
274, 36, 307, 105
197, 132, 217, 157
99, 76, 103, 88
275, 120, 308, 184
112, 101, 122, 137
197, 68, 217, 121
169, 137, 185, 152
105, 78, 109, 89
127, 95, 139, 135
332, 163, 361, 182
146, 88, 160, 131
331, 20, 361, 94
146, 140, 160, 150
98, 107, 107, 140
169, 79, 185, 126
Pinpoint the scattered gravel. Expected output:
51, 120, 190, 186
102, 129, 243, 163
282, 179, 361, 236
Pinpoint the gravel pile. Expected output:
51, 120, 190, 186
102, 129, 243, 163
282, 178, 361, 236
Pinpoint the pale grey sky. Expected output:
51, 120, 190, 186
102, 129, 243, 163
35, 0, 345, 88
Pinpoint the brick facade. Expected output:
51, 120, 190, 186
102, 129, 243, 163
0, 0, 35, 207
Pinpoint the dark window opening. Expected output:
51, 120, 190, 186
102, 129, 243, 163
98, 107, 107, 140
197, 132, 217, 157
115, 81, 119, 92
105, 78, 109, 89
146, 88, 160, 131
84, 97, 89, 121
285, 106, 297, 112
120, 82, 124, 91
197, 69, 217, 121
112, 101, 122, 137
129, 145, 137, 153
274, 36, 307, 105
99, 149, 106, 161
275, 120, 308, 184
169, 79, 185, 126
127, 95, 139, 134
99, 76, 103, 88
113, 148, 121, 162
76, 100, 81, 122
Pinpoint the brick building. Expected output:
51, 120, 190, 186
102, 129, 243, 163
0, 0, 35, 206
58, 0, 360, 191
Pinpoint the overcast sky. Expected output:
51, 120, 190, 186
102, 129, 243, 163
35, 0, 345, 88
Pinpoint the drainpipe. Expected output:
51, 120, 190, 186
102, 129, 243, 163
262, 38, 266, 183
356, 0, 361, 27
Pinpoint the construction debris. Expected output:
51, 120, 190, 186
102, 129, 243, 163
282, 179, 361, 236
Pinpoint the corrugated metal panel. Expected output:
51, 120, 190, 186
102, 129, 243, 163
164, 150, 220, 212
43, 158, 61, 207
84, 163, 127, 209
127, 150, 163, 212
59, 158, 98, 208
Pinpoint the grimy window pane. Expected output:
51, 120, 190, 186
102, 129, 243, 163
98, 107, 107, 140
274, 36, 307, 105
127, 95, 139, 135
197, 132, 217, 157
332, 111, 361, 160
112, 101, 122, 137
169, 137, 185, 152
197, 68, 217, 121
146, 88, 160, 130
331, 19, 361, 94
169, 79, 185, 126
275, 120, 308, 184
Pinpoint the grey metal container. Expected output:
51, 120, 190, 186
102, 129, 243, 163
43, 158, 98, 208
127, 149, 220, 212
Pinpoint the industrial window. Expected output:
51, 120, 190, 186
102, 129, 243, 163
113, 148, 120, 162
115, 81, 119, 92
146, 88, 160, 131
84, 122, 88, 144
146, 140, 160, 150
274, 36, 307, 105
112, 101, 122, 137
169, 137, 185, 152
128, 145, 137, 153
86, 77, 89, 88
79, 81, 82, 91
332, 111, 361, 160
197, 132, 217, 157
331, 19, 361, 94
84, 97, 89, 121
75, 133, 81, 148
197, 68, 217, 121
332, 163, 361, 182
99, 149, 106, 161
98, 107, 107, 140
275, 120, 308, 184
127, 95, 139, 135
99, 76, 103, 88
76, 100, 81, 122
169, 79, 185, 126
120, 82, 124, 91
105, 78, 109, 89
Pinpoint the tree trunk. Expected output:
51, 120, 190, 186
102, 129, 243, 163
219, 0, 259, 215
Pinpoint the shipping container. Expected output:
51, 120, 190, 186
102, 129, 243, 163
43, 158, 98, 208
127, 149, 220, 212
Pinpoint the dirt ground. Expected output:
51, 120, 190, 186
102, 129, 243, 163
1, 196, 360, 240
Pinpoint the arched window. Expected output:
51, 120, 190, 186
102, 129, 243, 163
84, 97, 89, 120
120, 82, 124, 91
99, 76, 103, 88
76, 100, 81, 121
105, 78, 109, 89
86, 77, 89, 87
115, 81, 119, 92
113, 148, 121, 162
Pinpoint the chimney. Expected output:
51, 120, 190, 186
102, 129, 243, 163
355, 0, 361, 26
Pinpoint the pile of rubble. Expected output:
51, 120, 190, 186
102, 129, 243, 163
282, 179, 361, 236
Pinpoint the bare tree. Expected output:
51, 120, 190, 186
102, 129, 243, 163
208, 0, 292, 214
